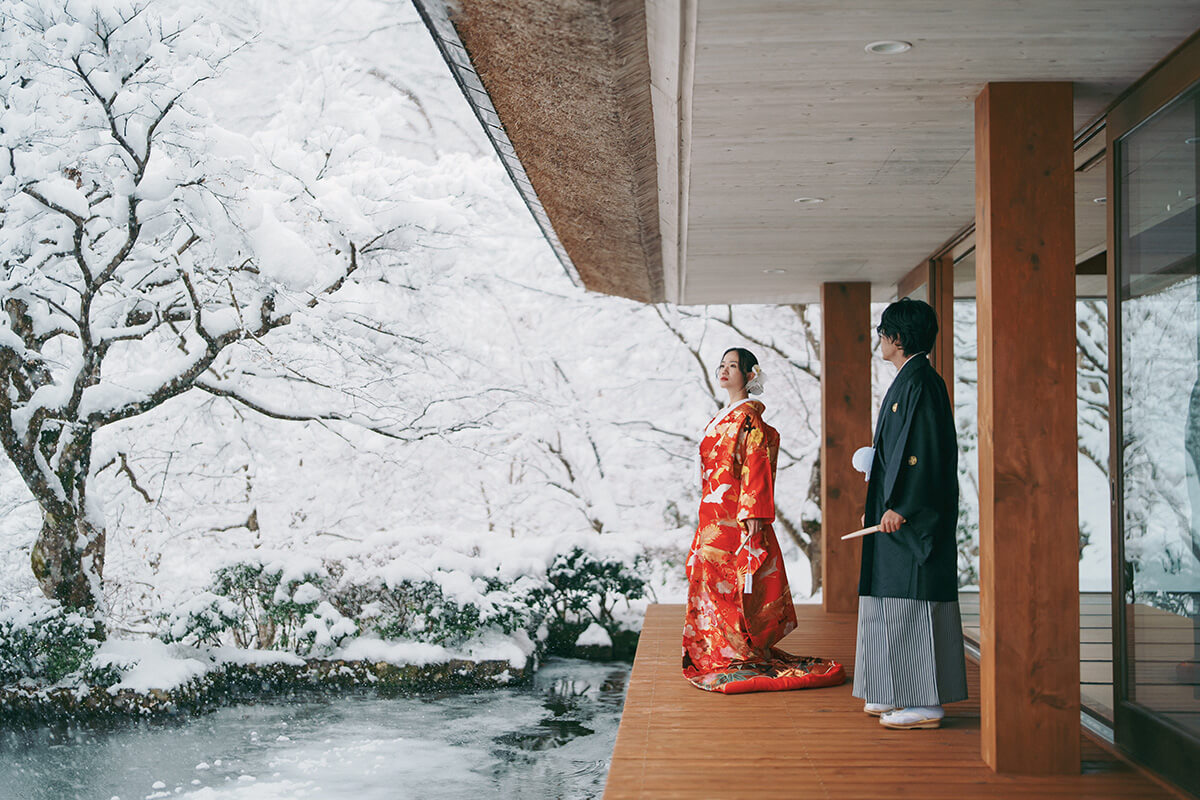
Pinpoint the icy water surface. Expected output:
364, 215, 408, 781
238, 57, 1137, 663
0, 659, 630, 800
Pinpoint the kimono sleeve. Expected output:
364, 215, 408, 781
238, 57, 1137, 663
887, 385, 951, 563
736, 416, 776, 523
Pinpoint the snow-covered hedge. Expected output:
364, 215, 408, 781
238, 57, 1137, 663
161, 555, 349, 656
0, 597, 112, 685
160, 544, 647, 660
350, 573, 545, 647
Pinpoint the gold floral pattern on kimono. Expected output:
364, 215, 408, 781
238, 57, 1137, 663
682, 400, 845, 694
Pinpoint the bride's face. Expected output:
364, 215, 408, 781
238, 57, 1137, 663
717, 353, 746, 392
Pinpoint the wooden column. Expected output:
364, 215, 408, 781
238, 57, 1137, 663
929, 254, 955, 410
820, 282, 872, 614
975, 82, 1080, 774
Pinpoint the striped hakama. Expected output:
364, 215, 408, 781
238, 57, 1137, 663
852, 595, 968, 707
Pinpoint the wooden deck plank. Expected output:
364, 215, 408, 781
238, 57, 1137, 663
604, 604, 1185, 800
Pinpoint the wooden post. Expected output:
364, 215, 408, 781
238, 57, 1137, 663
820, 282, 872, 614
975, 82, 1080, 774
929, 254, 955, 411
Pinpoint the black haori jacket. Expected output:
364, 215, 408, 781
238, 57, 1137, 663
859, 354, 960, 602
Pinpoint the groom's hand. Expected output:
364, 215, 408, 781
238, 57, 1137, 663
880, 509, 905, 533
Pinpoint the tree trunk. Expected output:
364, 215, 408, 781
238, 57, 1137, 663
802, 456, 823, 594
804, 522, 823, 595
30, 505, 106, 622
775, 506, 823, 596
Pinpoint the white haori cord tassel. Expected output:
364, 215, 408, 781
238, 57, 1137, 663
852, 446, 875, 482
736, 534, 754, 594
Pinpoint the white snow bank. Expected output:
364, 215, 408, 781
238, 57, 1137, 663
334, 629, 534, 670
461, 630, 535, 669
96, 638, 209, 693
575, 623, 612, 648
333, 637, 454, 666
209, 647, 305, 667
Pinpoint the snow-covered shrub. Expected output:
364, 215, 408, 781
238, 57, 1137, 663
367, 579, 447, 641
296, 601, 357, 657
362, 572, 547, 648
484, 574, 551, 638
160, 591, 243, 647
540, 547, 647, 655
164, 562, 354, 655
544, 547, 646, 627
158, 541, 653, 662
206, 557, 328, 649
0, 598, 99, 685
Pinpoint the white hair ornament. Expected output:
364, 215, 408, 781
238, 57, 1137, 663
745, 365, 766, 395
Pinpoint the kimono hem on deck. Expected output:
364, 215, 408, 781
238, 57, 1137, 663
682, 399, 846, 694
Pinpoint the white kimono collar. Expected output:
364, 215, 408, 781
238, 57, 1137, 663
704, 397, 757, 439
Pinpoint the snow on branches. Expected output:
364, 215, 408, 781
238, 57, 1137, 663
0, 0, 477, 616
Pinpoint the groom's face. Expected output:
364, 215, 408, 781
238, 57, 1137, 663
879, 333, 899, 361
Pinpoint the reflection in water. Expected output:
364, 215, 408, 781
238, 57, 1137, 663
0, 659, 629, 800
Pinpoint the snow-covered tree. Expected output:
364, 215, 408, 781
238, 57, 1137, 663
0, 0, 487, 619
0, 0, 851, 633
0, 1, 254, 615
953, 298, 1115, 588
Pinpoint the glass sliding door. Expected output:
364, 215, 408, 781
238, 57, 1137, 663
1113, 79, 1200, 793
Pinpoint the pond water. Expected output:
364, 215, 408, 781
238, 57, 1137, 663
0, 659, 630, 800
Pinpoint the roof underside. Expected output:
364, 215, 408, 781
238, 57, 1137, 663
418, 1, 1200, 305
421, 0, 664, 303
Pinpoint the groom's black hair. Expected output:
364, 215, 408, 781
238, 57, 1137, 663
877, 297, 938, 356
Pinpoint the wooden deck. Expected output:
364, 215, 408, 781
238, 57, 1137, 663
603, 604, 1187, 800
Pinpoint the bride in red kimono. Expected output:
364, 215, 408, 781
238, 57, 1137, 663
683, 347, 846, 693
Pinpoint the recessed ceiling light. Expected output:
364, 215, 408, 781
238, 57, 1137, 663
1093, 196, 1107, 205
865, 40, 912, 55
762, 268, 787, 275
793, 197, 825, 205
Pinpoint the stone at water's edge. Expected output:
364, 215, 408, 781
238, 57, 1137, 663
609, 628, 640, 661
573, 622, 614, 660
574, 643, 613, 660
0, 657, 529, 720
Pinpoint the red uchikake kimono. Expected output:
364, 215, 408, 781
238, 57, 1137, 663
682, 399, 846, 693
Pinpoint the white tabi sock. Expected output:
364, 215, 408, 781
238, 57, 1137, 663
902, 705, 944, 719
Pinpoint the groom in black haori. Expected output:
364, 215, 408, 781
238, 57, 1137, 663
853, 297, 968, 730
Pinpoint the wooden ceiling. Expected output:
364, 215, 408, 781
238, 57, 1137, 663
418, 1, 1200, 305
680, 1, 1200, 304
